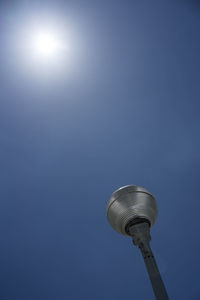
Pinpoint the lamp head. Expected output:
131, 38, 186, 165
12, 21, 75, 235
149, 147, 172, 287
107, 185, 158, 236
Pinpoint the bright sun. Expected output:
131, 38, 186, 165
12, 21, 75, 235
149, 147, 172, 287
30, 29, 67, 61
34, 32, 59, 55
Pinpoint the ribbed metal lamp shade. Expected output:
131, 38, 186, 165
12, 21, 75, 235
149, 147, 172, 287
107, 185, 158, 236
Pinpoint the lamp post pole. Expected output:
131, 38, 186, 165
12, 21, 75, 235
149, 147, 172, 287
107, 185, 169, 300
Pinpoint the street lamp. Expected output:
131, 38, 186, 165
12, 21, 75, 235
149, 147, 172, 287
107, 185, 169, 300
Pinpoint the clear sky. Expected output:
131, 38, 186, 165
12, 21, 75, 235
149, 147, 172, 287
0, 0, 200, 299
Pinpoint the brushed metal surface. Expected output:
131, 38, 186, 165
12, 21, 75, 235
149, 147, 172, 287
107, 185, 158, 236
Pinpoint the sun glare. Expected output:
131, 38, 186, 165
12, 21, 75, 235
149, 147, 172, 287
17, 20, 74, 74
34, 32, 59, 55
29, 28, 67, 61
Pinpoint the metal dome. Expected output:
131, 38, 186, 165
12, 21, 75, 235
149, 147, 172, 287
107, 185, 158, 236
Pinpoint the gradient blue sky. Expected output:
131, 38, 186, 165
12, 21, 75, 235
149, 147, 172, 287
0, 0, 200, 299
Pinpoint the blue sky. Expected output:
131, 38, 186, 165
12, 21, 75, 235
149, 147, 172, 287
0, 0, 200, 299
